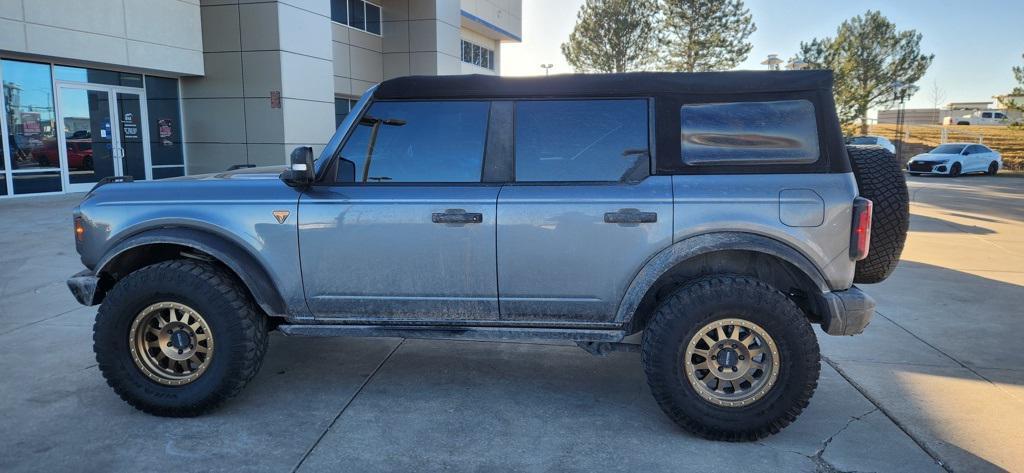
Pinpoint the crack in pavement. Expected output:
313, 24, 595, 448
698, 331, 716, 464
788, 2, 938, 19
808, 407, 878, 473
824, 357, 952, 473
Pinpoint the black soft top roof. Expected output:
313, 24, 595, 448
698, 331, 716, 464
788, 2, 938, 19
374, 70, 834, 100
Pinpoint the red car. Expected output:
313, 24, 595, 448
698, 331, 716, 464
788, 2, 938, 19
31, 138, 94, 170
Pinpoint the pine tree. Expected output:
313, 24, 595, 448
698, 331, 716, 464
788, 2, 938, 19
561, 0, 659, 73
799, 11, 933, 132
660, 0, 756, 72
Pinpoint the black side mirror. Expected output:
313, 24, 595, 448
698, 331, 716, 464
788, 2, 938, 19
281, 146, 315, 188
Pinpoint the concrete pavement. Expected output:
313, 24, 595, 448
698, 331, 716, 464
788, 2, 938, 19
820, 174, 1024, 473
1, 175, 1021, 472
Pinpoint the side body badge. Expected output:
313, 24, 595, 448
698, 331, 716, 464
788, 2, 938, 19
273, 210, 290, 224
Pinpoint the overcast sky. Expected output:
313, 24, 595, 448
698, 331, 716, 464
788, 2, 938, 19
501, 0, 1024, 110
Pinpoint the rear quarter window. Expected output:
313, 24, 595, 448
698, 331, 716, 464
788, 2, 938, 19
680, 99, 819, 166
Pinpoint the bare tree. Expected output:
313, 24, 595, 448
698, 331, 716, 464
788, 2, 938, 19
928, 80, 947, 124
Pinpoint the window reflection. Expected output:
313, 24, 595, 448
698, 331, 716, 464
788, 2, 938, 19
515, 100, 649, 182
680, 100, 820, 165
3, 59, 60, 174
338, 101, 489, 183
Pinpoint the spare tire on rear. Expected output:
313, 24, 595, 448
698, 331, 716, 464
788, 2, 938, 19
846, 146, 909, 284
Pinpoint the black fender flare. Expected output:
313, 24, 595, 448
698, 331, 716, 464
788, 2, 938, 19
95, 227, 288, 317
613, 232, 832, 325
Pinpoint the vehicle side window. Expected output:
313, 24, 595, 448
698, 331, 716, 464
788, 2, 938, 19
514, 99, 649, 182
680, 99, 819, 165
982, 112, 993, 118
995, 112, 1006, 119
966, 145, 987, 154
337, 101, 490, 183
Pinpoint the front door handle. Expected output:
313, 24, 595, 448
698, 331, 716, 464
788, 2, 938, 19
604, 208, 657, 224
432, 209, 483, 224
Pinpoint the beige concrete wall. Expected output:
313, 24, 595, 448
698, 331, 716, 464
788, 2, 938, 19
374, 0, 460, 82
459, 0, 521, 41
182, 0, 334, 174
0, 0, 203, 75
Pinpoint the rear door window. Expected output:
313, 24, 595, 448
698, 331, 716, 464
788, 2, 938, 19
680, 99, 819, 165
514, 99, 649, 182
337, 101, 490, 183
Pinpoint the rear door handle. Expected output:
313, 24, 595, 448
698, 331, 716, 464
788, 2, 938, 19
604, 208, 657, 224
432, 209, 483, 224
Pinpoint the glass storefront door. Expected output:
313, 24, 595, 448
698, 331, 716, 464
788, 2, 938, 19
55, 84, 150, 192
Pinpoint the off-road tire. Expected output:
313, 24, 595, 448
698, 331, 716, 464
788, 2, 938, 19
847, 145, 909, 284
94, 260, 268, 416
641, 275, 820, 441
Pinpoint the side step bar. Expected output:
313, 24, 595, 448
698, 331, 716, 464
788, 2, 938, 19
277, 324, 627, 343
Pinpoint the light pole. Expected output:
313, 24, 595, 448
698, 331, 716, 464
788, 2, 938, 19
891, 81, 909, 159
761, 54, 783, 71
540, 64, 553, 76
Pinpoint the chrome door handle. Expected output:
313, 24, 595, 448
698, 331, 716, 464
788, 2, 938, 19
432, 209, 483, 224
604, 208, 657, 224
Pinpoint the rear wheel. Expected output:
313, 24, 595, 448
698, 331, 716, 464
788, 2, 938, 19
94, 260, 268, 416
641, 276, 820, 441
988, 162, 999, 176
846, 146, 909, 284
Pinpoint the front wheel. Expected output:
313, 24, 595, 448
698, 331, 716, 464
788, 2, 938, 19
641, 275, 820, 441
988, 162, 999, 176
94, 260, 268, 416
949, 162, 962, 177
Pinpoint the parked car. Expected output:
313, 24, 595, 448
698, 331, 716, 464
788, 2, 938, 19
67, 71, 910, 441
30, 138, 94, 170
846, 135, 896, 154
946, 110, 1009, 126
907, 143, 1002, 176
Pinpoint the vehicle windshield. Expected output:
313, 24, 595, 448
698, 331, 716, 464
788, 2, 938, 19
848, 136, 878, 145
930, 144, 966, 154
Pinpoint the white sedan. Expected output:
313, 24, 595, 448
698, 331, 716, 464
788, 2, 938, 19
847, 135, 896, 154
906, 143, 1002, 177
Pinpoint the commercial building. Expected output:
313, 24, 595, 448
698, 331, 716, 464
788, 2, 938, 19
0, 0, 521, 197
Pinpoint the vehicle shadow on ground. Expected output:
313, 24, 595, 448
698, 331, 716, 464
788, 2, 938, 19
825, 259, 1024, 472
909, 213, 995, 234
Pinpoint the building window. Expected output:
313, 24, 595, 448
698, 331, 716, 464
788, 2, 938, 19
331, 0, 382, 36
461, 40, 496, 71
2, 59, 62, 195
145, 76, 185, 179
335, 97, 359, 128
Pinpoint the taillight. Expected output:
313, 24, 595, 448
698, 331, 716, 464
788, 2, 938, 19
850, 197, 872, 261
74, 216, 85, 242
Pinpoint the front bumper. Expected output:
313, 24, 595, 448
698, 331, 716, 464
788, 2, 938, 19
907, 161, 947, 174
67, 270, 100, 306
820, 286, 875, 336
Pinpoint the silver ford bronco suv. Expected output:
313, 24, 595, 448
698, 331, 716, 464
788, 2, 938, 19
67, 71, 909, 441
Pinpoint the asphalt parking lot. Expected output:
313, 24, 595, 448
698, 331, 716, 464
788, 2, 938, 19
1, 174, 1021, 473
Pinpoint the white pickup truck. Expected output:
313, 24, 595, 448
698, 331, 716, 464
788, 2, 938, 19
946, 110, 1009, 126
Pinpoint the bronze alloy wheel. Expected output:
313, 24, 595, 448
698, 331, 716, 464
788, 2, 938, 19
129, 302, 214, 386
684, 318, 780, 407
